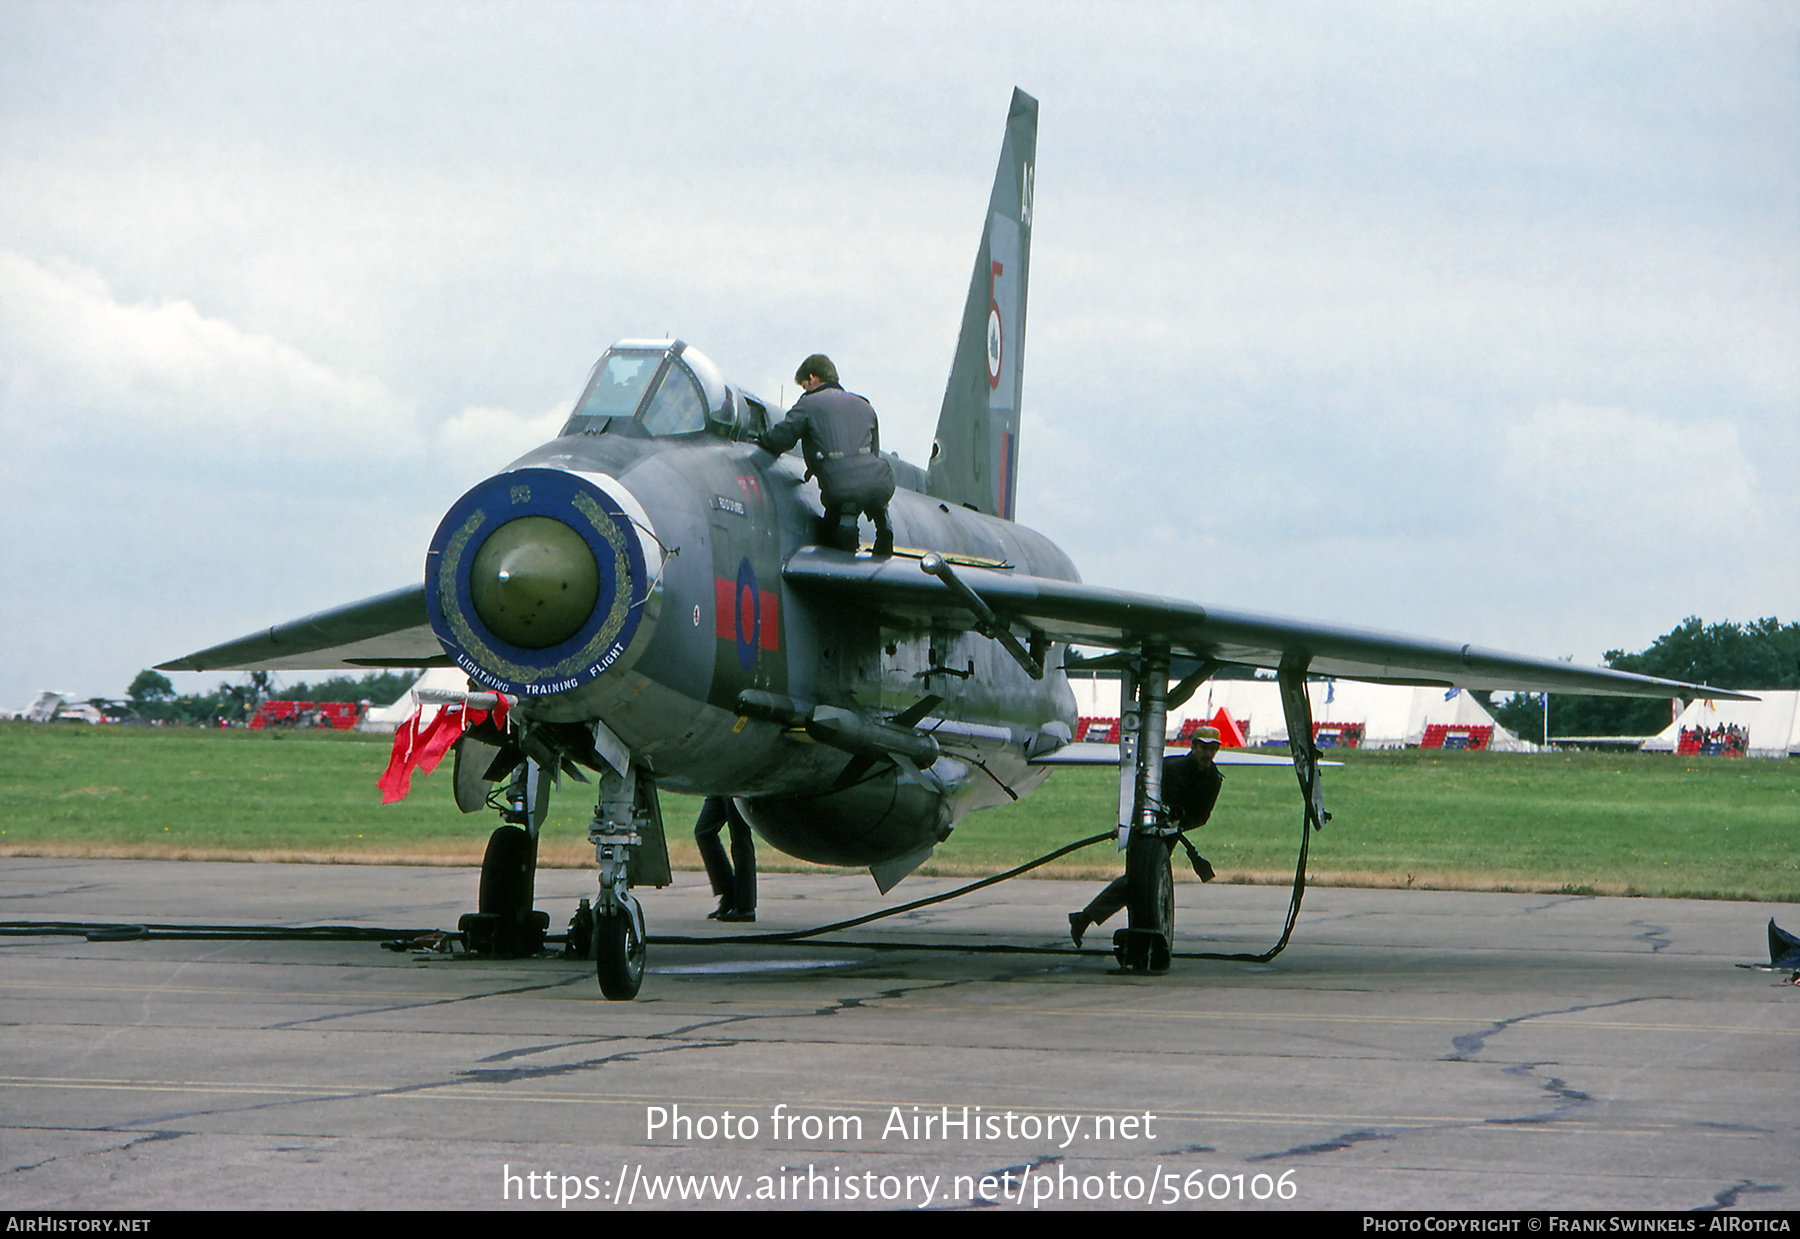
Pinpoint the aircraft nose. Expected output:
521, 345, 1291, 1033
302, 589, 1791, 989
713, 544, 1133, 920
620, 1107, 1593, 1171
468, 515, 600, 649
426, 467, 657, 697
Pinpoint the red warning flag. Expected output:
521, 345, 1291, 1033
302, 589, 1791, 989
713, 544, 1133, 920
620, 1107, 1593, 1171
378, 696, 510, 804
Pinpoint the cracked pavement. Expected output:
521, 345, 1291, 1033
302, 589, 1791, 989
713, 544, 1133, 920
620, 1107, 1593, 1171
1, 857, 1794, 1210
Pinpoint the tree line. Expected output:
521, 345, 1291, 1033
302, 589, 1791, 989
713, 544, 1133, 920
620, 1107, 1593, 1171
120, 670, 421, 726
1487, 616, 1800, 740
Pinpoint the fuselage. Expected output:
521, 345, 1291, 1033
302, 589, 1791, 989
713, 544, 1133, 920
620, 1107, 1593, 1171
424, 342, 1078, 871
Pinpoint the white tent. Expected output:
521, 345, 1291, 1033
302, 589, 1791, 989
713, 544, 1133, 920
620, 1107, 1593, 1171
1066, 675, 1527, 751
357, 667, 472, 732
1640, 691, 1800, 758
19, 691, 67, 723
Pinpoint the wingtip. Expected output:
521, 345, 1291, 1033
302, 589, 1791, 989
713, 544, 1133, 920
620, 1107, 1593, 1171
1690, 685, 1760, 703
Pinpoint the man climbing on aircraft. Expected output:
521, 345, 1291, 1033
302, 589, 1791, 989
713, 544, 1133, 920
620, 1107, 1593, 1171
1069, 726, 1223, 948
758, 354, 896, 555
694, 796, 756, 923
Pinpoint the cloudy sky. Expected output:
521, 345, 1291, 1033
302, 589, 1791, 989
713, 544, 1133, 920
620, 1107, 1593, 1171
3, 1, 1796, 706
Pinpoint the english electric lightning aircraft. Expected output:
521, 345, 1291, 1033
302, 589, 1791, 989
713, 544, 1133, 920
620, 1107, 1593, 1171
161, 90, 1741, 998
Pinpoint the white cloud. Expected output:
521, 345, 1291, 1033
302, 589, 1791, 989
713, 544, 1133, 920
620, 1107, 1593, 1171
0, 249, 577, 705
1467, 401, 1797, 655
432, 401, 571, 479
1495, 401, 1757, 537
0, 249, 414, 463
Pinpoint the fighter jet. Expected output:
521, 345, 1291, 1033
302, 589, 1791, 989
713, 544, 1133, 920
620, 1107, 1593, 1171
161, 90, 1744, 998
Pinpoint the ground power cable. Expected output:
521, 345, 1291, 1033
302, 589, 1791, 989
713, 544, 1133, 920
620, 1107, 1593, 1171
649, 790, 1317, 962
0, 800, 1315, 960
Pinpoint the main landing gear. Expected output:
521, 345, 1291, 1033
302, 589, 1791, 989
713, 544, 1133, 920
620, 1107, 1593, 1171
459, 761, 551, 957
1105, 644, 1325, 976
1119, 825, 1175, 974
1113, 644, 1175, 974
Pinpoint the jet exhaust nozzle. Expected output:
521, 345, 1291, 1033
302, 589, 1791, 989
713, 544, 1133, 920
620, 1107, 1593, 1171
426, 467, 655, 698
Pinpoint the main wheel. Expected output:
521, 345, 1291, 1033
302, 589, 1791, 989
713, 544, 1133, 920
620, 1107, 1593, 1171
479, 825, 534, 917
475, 826, 545, 956
594, 912, 645, 1000
1120, 829, 1174, 973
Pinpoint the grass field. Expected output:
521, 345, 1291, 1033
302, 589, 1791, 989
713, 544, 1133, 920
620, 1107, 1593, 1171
2, 721, 1795, 900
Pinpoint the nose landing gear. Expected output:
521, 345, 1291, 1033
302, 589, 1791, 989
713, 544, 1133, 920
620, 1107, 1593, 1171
594, 895, 647, 1000
588, 758, 670, 1000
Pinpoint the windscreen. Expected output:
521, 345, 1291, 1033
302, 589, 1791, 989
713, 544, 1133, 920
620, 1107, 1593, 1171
639, 364, 708, 436
570, 351, 662, 421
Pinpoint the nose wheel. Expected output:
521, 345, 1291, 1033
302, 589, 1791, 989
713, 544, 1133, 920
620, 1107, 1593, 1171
588, 759, 670, 1000
594, 898, 647, 1000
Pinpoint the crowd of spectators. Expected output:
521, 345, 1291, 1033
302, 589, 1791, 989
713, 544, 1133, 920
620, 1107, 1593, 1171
1678, 722, 1748, 756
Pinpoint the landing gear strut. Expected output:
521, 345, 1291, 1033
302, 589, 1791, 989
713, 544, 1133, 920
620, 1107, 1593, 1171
587, 760, 669, 1000
1113, 643, 1175, 973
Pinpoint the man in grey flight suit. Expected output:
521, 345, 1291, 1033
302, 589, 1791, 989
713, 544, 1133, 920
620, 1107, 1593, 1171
758, 354, 895, 555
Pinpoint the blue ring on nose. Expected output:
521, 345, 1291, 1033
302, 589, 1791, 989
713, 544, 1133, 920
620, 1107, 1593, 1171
426, 467, 648, 697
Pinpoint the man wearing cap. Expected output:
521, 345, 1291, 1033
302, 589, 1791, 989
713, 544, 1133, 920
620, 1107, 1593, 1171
758, 354, 896, 555
1068, 726, 1225, 947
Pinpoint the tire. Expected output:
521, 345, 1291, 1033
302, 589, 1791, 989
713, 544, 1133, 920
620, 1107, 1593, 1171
595, 913, 645, 1000
479, 825, 534, 918
1122, 829, 1174, 973
477, 826, 544, 956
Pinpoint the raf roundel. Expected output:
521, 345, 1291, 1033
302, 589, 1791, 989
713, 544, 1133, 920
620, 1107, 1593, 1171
426, 467, 648, 697
986, 303, 1003, 390
732, 557, 761, 673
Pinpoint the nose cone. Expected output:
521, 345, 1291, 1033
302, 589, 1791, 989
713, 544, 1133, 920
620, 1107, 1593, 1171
469, 516, 599, 649
426, 467, 656, 697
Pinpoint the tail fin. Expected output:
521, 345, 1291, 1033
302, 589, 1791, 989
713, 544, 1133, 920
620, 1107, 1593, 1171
927, 88, 1037, 521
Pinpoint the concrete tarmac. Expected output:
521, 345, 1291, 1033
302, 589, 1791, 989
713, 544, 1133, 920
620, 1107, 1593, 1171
2, 856, 1794, 1212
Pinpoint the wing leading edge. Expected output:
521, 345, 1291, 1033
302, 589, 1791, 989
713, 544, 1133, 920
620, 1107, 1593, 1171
783, 548, 1754, 701
156, 584, 447, 673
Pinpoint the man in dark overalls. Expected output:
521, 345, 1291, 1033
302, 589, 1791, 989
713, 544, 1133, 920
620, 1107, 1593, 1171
1068, 726, 1224, 947
758, 354, 895, 555
694, 796, 756, 923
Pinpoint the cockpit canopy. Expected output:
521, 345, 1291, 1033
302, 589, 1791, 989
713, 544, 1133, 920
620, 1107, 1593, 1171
559, 339, 769, 440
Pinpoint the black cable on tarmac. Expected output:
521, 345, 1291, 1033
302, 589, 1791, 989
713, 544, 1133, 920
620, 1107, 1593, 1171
0, 796, 1315, 960
652, 791, 1316, 963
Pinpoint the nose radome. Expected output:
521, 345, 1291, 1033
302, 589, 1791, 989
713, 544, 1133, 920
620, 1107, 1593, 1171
427, 465, 659, 699
468, 515, 600, 649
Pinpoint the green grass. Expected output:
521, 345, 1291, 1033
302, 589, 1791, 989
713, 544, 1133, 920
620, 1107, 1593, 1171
944, 749, 1799, 901
3, 722, 1795, 900
0, 723, 482, 861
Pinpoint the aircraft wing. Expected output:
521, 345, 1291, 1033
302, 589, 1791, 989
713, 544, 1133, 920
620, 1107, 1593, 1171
156, 584, 449, 673
783, 548, 1753, 700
